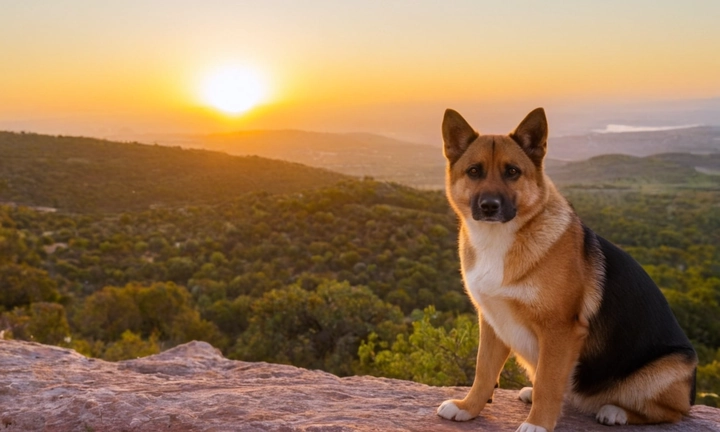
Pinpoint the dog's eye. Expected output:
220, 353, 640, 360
466, 165, 483, 179
505, 165, 521, 178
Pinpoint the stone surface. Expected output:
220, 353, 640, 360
1, 339, 718, 431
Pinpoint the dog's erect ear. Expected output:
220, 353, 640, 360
511, 108, 548, 166
442, 109, 478, 164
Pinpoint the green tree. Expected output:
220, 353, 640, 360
663, 287, 720, 348
0, 264, 60, 311
166, 257, 196, 283
697, 360, 720, 408
0, 307, 30, 340
233, 280, 404, 376
76, 286, 142, 341
76, 282, 223, 349
103, 330, 160, 361
27, 302, 71, 345
358, 306, 530, 389
200, 295, 253, 338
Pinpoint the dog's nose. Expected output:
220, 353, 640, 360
479, 197, 501, 216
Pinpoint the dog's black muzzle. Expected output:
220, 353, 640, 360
471, 193, 517, 223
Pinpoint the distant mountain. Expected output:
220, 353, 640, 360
549, 126, 720, 161
122, 130, 445, 190
3, 129, 717, 215
0, 132, 347, 213
547, 153, 720, 187
123, 127, 720, 190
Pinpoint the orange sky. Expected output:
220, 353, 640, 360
1, 1, 719, 140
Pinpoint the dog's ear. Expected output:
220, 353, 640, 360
442, 109, 478, 164
511, 108, 548, 166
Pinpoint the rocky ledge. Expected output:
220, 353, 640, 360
0, 339, 718, 431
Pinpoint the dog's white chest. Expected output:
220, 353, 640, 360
462, 221, 539, 368
461, 222, 512, 294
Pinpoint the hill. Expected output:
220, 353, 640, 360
198, 130, 446, 189
120, 129, 446, 189
548, 153, 720, 189
0, 131, 347, 213
549, 126, 720, 160
113, 126, 720, 190
1, 129, 717, 222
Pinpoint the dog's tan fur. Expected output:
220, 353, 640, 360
436, 108, 695, 432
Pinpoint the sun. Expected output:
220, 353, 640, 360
200, 66, 268, 115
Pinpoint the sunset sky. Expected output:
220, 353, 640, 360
1, 1, 719, 141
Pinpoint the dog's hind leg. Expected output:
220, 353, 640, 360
613, 376, 693, 425
518, 386, 533, 404
576, 354, 696, 426
596, 383, 689, 425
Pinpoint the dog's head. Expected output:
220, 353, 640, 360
443, 108, 549, 224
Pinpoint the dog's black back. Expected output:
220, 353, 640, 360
572, 225, 697, 403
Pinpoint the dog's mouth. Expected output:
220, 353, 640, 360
471, 194, 517, 223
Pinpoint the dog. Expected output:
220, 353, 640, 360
436, 108, 697, 432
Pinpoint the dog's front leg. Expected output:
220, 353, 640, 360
437, 315, 510, 421
519, 329, 583, 432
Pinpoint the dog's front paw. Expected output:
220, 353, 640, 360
596, 404, 628, 425
516, 422, 547, 432
518, 387, 533, 404
437, 399, 475, 421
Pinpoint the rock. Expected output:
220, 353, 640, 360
0, 339, 718, 431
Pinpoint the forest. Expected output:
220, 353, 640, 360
0, 131, 346, 213
1, 133, 719, 407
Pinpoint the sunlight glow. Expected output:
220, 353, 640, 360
200, 66, 268, 115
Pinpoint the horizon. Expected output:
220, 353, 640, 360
2, 2, 720, 143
